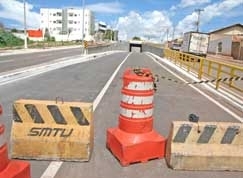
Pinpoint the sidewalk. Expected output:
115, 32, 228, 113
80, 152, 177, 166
0, 45, 82, 57
206, 54, 243, 67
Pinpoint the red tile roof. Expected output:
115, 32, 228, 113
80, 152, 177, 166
27, 29, 43, 37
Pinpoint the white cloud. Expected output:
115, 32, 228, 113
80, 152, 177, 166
179, 0, 211, 8
203, 0, 243, 21
116, 10, 172, 41
0, 1, 124, 29
175, 0, 243, 36
0, 0, 40, 29
87, 2, 124, 14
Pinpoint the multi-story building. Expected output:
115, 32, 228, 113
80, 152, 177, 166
40, 8, 95, 41
94, 21, 107, 41
94, 22, 119, 41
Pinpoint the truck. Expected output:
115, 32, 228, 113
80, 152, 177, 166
180, 32, 209, 56
169, 42, 182, 51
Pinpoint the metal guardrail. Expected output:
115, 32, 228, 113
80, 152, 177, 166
163, 48, 243, 92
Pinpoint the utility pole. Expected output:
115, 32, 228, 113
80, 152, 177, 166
172, 26, 175, 41
166, 28, 169, 47
82, 0, 85, 40
195, 8, 204, 32
82, 0, 86, 55
23, 0, 28, 49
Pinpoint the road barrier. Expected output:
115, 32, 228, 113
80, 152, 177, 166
106, 68, 166, 166
155, 74, 243, 85
163, 48, 243, 92
0, 104, 30, 178
11, 99, 93, 161
166, 121, 243, 171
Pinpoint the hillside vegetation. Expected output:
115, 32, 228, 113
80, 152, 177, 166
0, 30, 24, 47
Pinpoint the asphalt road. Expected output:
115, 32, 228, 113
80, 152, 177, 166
0, 47, 82, 73
0, 50, 242, 178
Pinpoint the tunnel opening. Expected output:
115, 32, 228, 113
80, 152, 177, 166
129, 41, 142, 52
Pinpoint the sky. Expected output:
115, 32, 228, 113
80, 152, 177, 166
0, 0, 243, 41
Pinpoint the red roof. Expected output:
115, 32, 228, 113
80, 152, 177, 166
27, 29, 43, 37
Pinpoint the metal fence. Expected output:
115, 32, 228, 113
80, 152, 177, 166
164, 48, 243, 92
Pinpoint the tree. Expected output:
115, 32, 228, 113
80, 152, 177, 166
0, 22, 4, 30
44, 28, 50, 41
104, 29, 113, 40
11, 28, 18, 32
132, 36, 141, 40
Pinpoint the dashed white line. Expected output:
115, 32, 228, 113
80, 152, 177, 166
0, 59, 14, 63
40, 53, 131, 178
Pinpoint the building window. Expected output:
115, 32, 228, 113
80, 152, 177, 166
57, 12, 62, 16
69, 13, 74, 17
69, 20, 73, 24
217, 42, 222, 53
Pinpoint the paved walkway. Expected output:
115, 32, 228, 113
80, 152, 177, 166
0, 45, 82, 56
207, 54, 243, 67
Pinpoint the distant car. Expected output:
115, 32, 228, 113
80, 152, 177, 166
170, 43, 181, 51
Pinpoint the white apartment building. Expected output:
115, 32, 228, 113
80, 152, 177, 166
40, 8, 95, 41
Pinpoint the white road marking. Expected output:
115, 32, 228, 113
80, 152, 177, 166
147, 52, 243, 122
0, 52, 118, 86
40, 53, 131, 178
93, 53, 131, 110
0, 59, 14, 63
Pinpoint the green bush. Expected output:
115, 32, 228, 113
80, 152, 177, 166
0, 30, 24, 47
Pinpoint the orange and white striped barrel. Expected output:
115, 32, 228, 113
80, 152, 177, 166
0, 124, 5, 149
0, 104, 2, 115
0, 104, 4, 150
0, 124, 9, 172
119, 68, 155, 133
0, 104, 8, 172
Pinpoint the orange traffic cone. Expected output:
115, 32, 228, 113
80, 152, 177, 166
106, 68, 166, 166
0, 104, 31, 178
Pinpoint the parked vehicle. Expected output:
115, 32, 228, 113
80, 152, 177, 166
170, 42, 182, 51
181, 32, 209, 57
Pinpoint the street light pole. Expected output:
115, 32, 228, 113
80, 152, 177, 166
23, 0, 28, 49
82, 0, 85, 40
82, 0, 86, 54
195, 8, 204, 32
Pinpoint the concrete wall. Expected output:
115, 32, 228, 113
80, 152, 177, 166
208, 35, 232, 56
142, 44, 163, 57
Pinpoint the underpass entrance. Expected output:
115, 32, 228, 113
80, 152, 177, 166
129, 40, 142, 52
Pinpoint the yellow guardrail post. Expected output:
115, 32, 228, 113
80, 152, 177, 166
198, 58, 204, 79
207, 61, 212, 76
216, 64, 222, 90
229, 68, 235, 88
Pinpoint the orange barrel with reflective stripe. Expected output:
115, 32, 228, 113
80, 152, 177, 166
0, 104, 2, 115
119, 68, 154, 133
0, 124, 9, 172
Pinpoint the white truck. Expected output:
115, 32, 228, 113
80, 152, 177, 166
181, 32, 209, 56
